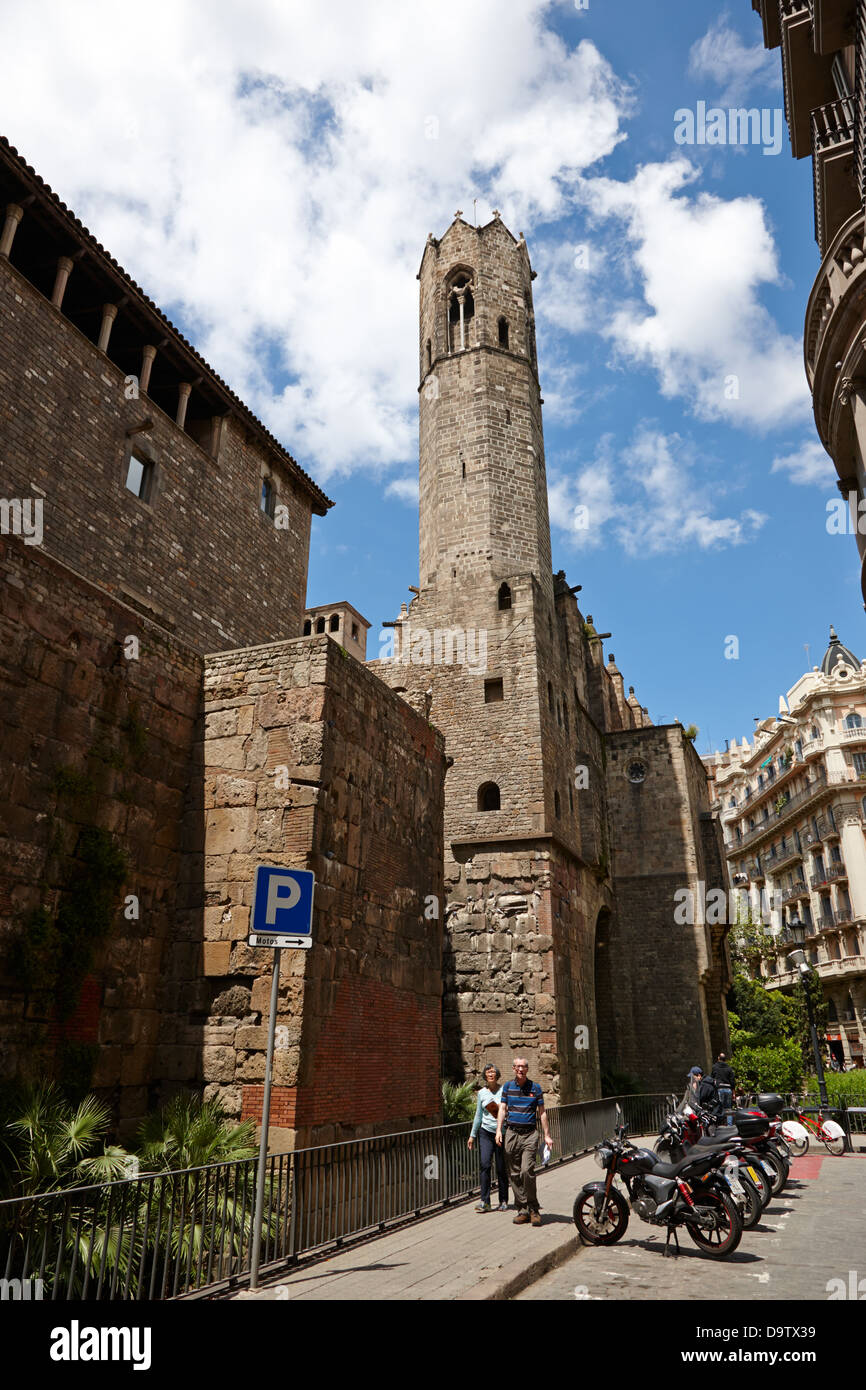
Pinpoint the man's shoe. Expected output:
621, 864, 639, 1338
530, 1212, 542, 1227
475, 1202, 491, 1213
513, 1212, 530, 1224
497, 1202, 508, 1211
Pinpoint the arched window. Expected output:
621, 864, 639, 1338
448, 276, 475, 352
845, 712, 862, 729
329, 614, 340, 632
554, 790, 561, 818
478, 781, 500, 812
498, 582, 512, 611
303, 619, 312, 636
498, 317, 509, 348
315, 617, 326, 634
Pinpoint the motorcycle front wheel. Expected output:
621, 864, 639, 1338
685, 1190, 742, 1258
573, 1187, 629, 1245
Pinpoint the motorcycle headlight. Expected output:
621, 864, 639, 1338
594, 1146, 611, 1169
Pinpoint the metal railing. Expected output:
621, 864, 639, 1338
0, 1092, 670, 1302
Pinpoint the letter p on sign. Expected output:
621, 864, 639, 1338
249, 865, 315, 948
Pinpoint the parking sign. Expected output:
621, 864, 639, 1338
249, 865, 315, 948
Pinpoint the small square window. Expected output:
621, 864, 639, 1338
484, 678, 504, 703
125, 453, 152, 501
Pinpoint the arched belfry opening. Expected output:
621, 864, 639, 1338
447, 273, 475, 353
594, 907, 617, 1092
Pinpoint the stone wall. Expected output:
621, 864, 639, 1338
604, 725, 730, 1089
0, 253, 315, 654
197, 635, 445, 1145
0, 534, 203, 1125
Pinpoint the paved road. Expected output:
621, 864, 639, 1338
516, 1152, 866, 1301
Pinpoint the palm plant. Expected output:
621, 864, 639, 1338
137, 1094, 257, 1171
441, 1080, 476, 1125
7, 1083, 132, 1195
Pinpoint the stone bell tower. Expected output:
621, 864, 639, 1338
418, 210, 553, 599
369, 211, 616, 1104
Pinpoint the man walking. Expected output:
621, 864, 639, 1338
711, 1053, 735, 1116
495, 1057, 553, 1227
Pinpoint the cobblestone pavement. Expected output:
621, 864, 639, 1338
516, 1152, 866, 1301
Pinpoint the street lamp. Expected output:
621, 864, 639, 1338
787, 949, 829, 1105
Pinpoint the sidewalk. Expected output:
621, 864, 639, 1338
231, 1145, 616, 1302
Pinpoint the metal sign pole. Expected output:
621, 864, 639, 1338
250, 944, 282, 1290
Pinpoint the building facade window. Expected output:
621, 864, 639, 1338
478, 781, 500, 812
303, 619, 312, 636
260, 476, 276, 518
498, 316, 509, 348
484, 678, 504, 703
125, 453, 153, 501
315, 616, 325, 634
329, 614, 340, 632
498, 582, 511, 610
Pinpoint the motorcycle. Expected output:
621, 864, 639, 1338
574, 1121, 743, 1258
666, 1097, 790, 1199
655, 1110, 764, 1230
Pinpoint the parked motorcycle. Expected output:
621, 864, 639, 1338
662, 1097, 790, 1198
574, 1121, 743, 1258
655, 1111, 764, 1229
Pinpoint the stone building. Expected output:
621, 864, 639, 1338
0, 136, 443, 1144
707, 625, 866, 1067
0, 134, 732, 1139
749, 1, 866, 599
371, 212, 731, 1098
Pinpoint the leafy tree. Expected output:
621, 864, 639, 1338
728, 1040, 803, 1094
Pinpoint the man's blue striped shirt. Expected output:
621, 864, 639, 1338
501, 1079, 544, 1127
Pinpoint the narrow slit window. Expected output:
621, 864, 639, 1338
498, 317, 509, 348
125, 454, 153, 501
498, 582, 512, 611
260, 476, 276, 518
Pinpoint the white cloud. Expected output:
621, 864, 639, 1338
550, 427, 767, 555
771, 439, 837, 486
689, 17, 780, 107
0, 0, 631, 482
384, 476, 419, 505
580, 159, 810, 431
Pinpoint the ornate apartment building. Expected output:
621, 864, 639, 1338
750, 1, 866, 599
708, 626, 866, 1066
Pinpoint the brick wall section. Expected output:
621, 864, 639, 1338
0, 535, 203, 1123
198, 635, 445, 1145
0, 255, 314, 653
604, 726, 731, 1088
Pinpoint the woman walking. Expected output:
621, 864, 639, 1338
468, 1063, 508, 1212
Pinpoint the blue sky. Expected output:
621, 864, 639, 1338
0, 0, 859, 753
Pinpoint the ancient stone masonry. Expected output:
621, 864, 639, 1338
197, 636, 445, 1145
373, 212, 730, 1098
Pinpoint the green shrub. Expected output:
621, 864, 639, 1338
730, 1040, 804, 1094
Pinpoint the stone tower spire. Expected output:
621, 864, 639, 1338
417, 213, 553, 600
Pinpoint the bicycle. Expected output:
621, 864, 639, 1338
786, 1101, 847, 1156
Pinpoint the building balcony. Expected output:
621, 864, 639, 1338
814, 814, 840, 839
817, 908, 837, 928
737, 771, 845, 850
780, 1, 836, 158
806, 209, 866, 479
841, 725, 866, 739
803, 732, 824, 756
781, 880, 810, 903
808, 1, 857, 55
835, 903, 855, 924
819, 953, 866, 980
813, 98, 858, 255
766, 842, 805, 871
811, 863, 848, 887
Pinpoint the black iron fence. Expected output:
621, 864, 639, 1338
0, 1092, 668, 1301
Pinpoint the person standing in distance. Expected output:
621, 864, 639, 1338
495, 1057, 553, 1227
